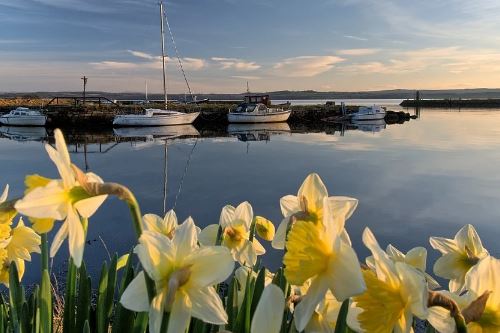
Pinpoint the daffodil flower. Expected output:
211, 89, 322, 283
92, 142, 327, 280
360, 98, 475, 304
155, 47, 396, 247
366, 244, 440, 290
283, 195, 365, 332
120, 218, 234, 333
199, 201, 265, 266
427, 256, 500, 333
350, 228, 428, 333
0, 218, 41, 286
0, 185, 8, 204
272, 173, 358, 249
304, 290, 343, 333
14, 129, 107, 267
143, 210, 179, 238
430, 224, 488, 293
0, 185, 17, 225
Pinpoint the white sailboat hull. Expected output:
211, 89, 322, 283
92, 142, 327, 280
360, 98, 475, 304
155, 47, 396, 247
0, 115, 47, 126
350, 113, 386, 121
113, 111, 199, 126
227, 110, 291, 123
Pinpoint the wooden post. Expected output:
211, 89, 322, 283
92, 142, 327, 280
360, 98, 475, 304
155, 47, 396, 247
81, 76, 88, 105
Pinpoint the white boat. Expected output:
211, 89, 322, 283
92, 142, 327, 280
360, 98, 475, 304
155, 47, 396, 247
350, 105, 386, 121
112, 1, 199, 127
227, 103, 291, 123
0, 107, 47, 126
113, 109, 199, 127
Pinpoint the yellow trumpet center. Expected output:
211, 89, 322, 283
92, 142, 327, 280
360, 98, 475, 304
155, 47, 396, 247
284, 220, 332, 285
223, 224, 247, 249
0, 224, 11, 240
354, 270, 405, 333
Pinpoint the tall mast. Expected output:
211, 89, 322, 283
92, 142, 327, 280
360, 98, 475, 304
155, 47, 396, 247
159, 1, 168, 110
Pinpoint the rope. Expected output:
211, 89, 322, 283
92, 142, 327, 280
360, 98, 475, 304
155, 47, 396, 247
173, 138, 198, 210
164, 8, 194, 100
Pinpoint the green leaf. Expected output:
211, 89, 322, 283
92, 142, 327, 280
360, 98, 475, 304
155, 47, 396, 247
63, 258, 77, 333
96, 261, 109, 333
334, 299, 350, 333
39, 270, 52, 333
226, 277, 237, 330
425, 322, 437, 333
83, 320, 90, 333
112, 250, 135, 333
9, 262, 22, 332
75, 263, 91, 333
132, 312, 149, 333
250, 268, 266, 318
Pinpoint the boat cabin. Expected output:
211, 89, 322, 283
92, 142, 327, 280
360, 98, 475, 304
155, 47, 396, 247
8, 107, 40, 116
233, 103, 269, 114
244, 94, 270, 106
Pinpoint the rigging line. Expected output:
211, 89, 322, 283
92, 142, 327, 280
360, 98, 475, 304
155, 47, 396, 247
163, 7, 194, 99
173, 138, 198, 210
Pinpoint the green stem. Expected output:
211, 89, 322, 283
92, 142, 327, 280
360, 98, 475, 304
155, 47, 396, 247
41, 233, 49, 272
454, 313, 468, 333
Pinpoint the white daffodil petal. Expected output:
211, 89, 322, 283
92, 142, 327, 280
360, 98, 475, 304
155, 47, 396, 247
252, 238, 266, 255
280, 195, 300, 217
294, 275, 330, 332
149, 289, 167, 333
235, 239, 257, 266
427, 306, 456, 333
167, 292, 191, 333
386, 244, 405, 262
429, 236, 459, 254
15, 181, 68, 220
362, 227, 398, 285
271, 217, 290, 250
50, 221, 69, 258
198, 224, 219, 246
405, 247, 427, 272
251, 284, 285, 333
433, 252, 467, 280
172, 218, 198, 260
298, 173, 328, 213
455, 224, 486, 257
67, 207, 85, 267
164, 210, 178, 230
219, 205, 235, 229
329, 196, 358, 221
466, 256, 500, 306
0, 184, 8, 203
120, 271, 151, 312
136, 232, 173, 281
74, 195, 107, 218
189, 286, 228, 325
395, 262, 428, 319
235, 201, 253, 229
184, 246, 234, 288
328, 240, 366, 301
143, 214, 163, 233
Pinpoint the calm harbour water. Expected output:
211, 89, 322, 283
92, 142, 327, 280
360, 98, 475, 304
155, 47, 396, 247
1, 105, 500, 283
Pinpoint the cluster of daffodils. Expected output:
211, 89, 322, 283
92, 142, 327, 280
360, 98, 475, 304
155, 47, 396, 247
1, 128, 499, 333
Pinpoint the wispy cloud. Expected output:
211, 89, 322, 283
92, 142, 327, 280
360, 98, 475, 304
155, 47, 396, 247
89, 61, 138, 70
343, 35, 368, 41
231, 75, 261, 80
127, 50, 158, 61
273, 56, 344, 77
211, 57, 261, 71
338, 48, 380, 56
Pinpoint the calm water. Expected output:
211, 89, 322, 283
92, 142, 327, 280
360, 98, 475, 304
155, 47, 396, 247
1, 106, 500, 283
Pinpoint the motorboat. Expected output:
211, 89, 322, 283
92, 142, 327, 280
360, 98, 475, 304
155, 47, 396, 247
227, 103, 291, 123
0, 107, 47, 126
350, 105, 386, 121
113, 109, 199, 126
112, 1, 199, 127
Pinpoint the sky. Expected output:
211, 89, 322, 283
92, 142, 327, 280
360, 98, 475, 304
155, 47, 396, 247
2, 0, 500, 93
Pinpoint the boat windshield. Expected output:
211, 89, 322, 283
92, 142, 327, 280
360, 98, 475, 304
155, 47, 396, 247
234, 104, 256, 113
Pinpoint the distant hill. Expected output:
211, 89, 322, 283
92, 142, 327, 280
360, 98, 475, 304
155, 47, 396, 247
2, 89, 500, 100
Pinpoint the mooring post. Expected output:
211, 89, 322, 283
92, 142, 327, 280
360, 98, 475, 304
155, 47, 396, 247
81, 76, 88, 105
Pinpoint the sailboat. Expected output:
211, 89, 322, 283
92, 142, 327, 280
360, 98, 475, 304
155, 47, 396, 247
113, 1, 200, 127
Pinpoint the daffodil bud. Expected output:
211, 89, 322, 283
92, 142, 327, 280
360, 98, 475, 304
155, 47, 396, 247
254, 216, 275, 241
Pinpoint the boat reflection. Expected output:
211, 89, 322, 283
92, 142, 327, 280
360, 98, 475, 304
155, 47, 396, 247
113, 125, 199, 140
0, 126, 47, 142
227, 122, 291, 142
350, 119, 387, 133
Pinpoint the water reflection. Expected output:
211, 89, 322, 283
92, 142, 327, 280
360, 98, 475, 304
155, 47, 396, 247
227, 123, 291, 142
0, 126, 47, 142
350, 119, 387, 133
2, 109, 500, 284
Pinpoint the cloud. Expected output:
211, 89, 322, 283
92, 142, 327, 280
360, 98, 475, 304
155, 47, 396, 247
211, 57, 261, 71
89, 61, 138, 70
338, 48, 380, 56
231, 75, 261, 80
343, 35, 368, 41
127, 50, 158, 60
273, 56, 344, 77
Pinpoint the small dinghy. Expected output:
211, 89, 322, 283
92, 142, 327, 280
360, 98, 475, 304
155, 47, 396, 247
350, 105, 386, 121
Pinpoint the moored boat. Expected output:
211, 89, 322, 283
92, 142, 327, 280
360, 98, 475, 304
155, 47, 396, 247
0, 107, 47, 126
227, 103, 291, 123
350, 105, 386, 121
